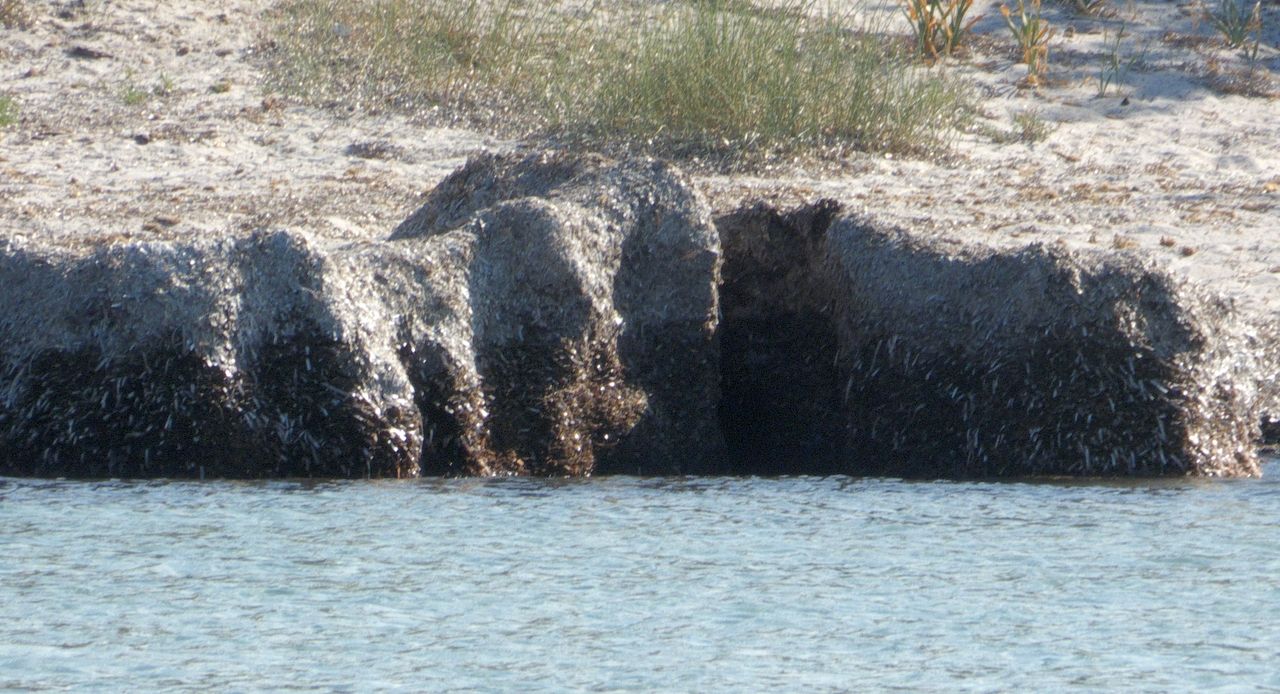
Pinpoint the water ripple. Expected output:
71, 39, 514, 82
1, 458, 1277, 691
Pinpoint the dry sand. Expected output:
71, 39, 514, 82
1, 0, 1278, 324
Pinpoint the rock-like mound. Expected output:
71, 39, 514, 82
0, 152, 1268, 479
0, 152, 724, 477
392, 152, 726, 476
717, 202, 1264, 477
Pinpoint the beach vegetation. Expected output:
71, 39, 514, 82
1201, 56, 1277, 97
1001, 0, 1053, 86
981, 107, 1055, 144
120, 69, 146, 105
267, 0, 972, 162
121, 81, 149, 106
1010, 109, 1054, 143
1207, 0, 1262, 49
1097, 21, 1147, 97
119, 69, 178, 106
157, 72, 176, 97
0, 93, 16, 127
585, 0, 971, 158
901, 0, 981, 59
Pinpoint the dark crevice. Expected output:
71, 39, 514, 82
1262, 418, 1280, 449
714, 200, 847, 476
602, 324, 726, 475
717, 314, 847, 475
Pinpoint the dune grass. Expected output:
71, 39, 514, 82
0, 94, 17, 128
267, 0, 971, 162
268, 0, 542, 115
1208, 0, 1262, 49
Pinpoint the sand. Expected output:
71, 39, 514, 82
1, 0, 1278, 324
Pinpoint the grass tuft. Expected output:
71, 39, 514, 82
119, 69, 180, 106
267, 0, 971, 162
1097, 21, 1147, 98
902, 0, 980, 59
0, 93, 17, 128
267, 0, 544, 117
1208, 0, 1262, 49
1001, 0, 1053, 86
121, 83, 149, 106
981, 108, 1055, 144
583, 1, 971, 158
1010, 109, 1055, 143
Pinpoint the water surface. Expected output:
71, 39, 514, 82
2, 459, 1278, 691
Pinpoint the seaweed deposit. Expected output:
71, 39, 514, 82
0, 153, 723, 478
718, 202, 1265, 477
0, 153, 1272, 478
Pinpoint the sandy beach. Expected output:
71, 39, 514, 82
1, 0, 1277, 317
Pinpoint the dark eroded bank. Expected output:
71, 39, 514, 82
1, 152, 1274, 478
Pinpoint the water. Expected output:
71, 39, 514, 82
2, 459, 1279, 692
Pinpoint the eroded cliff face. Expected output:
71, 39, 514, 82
0, 230, 427, 479
0, 152, 1271, 478
0, 153, 724, 478
717, 202, 1264, 477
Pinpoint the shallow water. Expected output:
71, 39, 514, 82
2, 459, 1278, 692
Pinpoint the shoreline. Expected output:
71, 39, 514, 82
1, 0, 1277, 478
2, 151, 1273, 479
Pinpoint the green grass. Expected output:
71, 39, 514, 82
119, 69, 180, 106
979, 108, 1055, 145
0, 94, 16, 128
268, 0, 544, 116
1096, 21, 1147, 98
1208, 0, 1262, 49
1009, 109, 1055, 143
584, 1, 971, 158
121, 83, 149, 106
267, 0, 971, 162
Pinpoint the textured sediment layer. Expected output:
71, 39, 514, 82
0, 153, 723, 478
0, 152, 1271, 478
718, 202, 1267, 477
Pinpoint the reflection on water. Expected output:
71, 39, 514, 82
1, 459, 1278, 691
